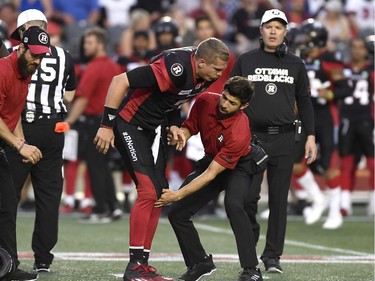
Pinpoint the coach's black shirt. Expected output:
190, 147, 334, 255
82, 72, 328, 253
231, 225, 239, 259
231, 48, 315, 136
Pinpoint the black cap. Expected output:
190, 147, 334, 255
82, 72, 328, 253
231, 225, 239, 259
22, 26, 51, 55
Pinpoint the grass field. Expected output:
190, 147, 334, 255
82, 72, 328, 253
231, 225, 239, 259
16, 205, 374, 281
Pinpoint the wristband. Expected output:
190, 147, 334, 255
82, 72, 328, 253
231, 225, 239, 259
101, 106, 117, 128
14, 139, 25, 152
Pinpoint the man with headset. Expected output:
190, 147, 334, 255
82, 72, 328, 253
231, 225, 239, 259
231, 9, 317, 274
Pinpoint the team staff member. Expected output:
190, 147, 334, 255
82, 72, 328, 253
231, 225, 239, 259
5, 9, 76, 273
155, 77, 265, 281
65, 26, 122, 223
0, 26, 50, 281
231, 9, 317, 273
94, 37, 229, 281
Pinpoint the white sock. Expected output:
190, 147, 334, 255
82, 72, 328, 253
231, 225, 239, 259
297, 169, 325, 204
64, 195, 75, 207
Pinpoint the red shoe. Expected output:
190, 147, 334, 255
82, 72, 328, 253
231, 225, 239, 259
60, 205, 74, 214
146, 265, 174, 281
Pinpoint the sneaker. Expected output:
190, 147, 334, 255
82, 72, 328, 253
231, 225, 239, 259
78, 213, 112, 223
11, 268, 38, 281
33, 263, 50, 272
262, 257, 283, 274
238, 268, 263, 281
178, 254, 216, 281
123, 262, 152, 281
146, 265, 174, 281
112, 208, 124, 221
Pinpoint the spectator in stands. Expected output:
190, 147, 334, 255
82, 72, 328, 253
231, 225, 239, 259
14, 0, 54, 18
117, 30, 155, 72
98, 0, 136, 28
345, 0, 375, 37
317, 0, 351, 54
118, 8, 156, 57
166, 4, 196, 46
52, 0, 100, 25
230, 0, 270, 55
189, 0, 228, 38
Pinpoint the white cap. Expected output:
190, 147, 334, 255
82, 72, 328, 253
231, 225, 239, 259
10, 9, 48, 41
261, 9, 288, 26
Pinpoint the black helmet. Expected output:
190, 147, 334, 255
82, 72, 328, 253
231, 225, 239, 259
365, 34, 374, 55
154, 17, 179, 38
295, 18, 328, 56
286, 22, 300, 52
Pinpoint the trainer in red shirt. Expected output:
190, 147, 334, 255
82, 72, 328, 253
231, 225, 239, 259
155, 76, 265, 281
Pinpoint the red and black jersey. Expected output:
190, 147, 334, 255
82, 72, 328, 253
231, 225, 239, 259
231, 48, 315, 136
304, 50, 350, 110
341, 61, 374, 121
183, 92, 251, 170
118, 47, 214, 130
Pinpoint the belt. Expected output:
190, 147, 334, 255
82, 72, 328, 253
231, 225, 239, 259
252, 124, 295, 135
22, 111, 66, 123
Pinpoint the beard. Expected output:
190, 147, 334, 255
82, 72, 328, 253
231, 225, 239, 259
18, 53, 39, 78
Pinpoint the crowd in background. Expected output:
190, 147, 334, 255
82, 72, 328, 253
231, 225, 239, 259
0, 0, 373, 219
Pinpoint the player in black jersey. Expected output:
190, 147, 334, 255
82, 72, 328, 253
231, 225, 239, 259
5, 9, 76, 273
294, 19, 352, 229
339, 36, 374, 216
94, 37, 229, 281
231, 9, 317, 274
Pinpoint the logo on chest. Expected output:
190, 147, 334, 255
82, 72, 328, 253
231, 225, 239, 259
265, 83, 277, 95
217, 134, 224, 143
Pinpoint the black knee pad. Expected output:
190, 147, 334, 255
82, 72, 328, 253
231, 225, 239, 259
0, 246, 15, 281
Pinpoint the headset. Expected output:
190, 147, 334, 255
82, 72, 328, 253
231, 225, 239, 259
259, 37, 288, 58
0, 246, 15, 281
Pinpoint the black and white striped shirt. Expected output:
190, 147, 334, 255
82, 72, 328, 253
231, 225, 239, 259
22, 45, 76, 114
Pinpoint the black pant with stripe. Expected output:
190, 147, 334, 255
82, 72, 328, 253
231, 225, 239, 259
168, 154, 260, 269
5, 116, 65, 265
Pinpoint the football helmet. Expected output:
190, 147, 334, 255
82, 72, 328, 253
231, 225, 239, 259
294, 18, 328, 57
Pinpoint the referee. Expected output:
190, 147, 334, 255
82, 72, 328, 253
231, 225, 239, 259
231, 9, 317, 274
5, 9, 76, 273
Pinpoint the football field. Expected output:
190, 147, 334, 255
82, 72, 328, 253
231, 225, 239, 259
16, 206, 374, 281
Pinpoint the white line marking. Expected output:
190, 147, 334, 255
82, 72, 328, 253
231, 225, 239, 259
159, 219, 374, 257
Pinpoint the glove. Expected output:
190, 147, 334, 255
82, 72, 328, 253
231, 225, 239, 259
55, 122, 70, 133
248, 143, 269, 174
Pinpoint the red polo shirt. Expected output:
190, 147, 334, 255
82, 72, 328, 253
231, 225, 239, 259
75, 56, 121, 115
183, 92, 251, 169
0, 51, 31, 131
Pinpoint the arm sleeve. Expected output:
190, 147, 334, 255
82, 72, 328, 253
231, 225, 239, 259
167, 110, 182, 128
65, 51, 77, 91
126, 65, 158, 89
296, 64, 315, 136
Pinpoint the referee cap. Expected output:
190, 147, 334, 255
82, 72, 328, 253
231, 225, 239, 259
22, 26, 51, 55
11, 9, 47, 41
261, 9, 288, 26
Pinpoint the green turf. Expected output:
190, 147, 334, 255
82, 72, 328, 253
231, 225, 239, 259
15, 206, 374, 281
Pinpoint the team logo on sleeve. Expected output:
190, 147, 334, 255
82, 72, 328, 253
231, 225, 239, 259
171, 63, 183, 76
265, 83, 277, 95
